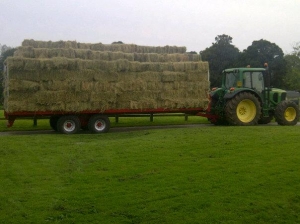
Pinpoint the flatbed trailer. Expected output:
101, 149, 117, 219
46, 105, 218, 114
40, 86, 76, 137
3, 40, 212, 134
4, 107, 213, 134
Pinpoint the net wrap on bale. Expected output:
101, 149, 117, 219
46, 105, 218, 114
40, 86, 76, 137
4, 40, 210, 113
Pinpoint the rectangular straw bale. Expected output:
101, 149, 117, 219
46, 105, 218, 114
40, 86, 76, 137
34, 48, 51, 58
90, 43, 105, 51
65, 101, 91, 112
90, 92, 117, 102
93, 71, 118, 82
136, 71, 161, 82
77, 42, 92, 49
5, 57, 25, 70
35, 91, 66, 104
5, 100, 34, 112
147, 82, 163, 90
8, 79, 40, 92
22, 39, 78, 49
13, 46, 35, 58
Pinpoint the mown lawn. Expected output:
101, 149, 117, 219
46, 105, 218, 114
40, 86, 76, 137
1, 124, 300, 223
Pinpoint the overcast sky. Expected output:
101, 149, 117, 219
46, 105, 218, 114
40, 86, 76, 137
1, 0, 299, 54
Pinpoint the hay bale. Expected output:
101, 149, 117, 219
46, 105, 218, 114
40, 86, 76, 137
22, 39, 78, 49
5, 40, 209, 113
21, 39, 187, 54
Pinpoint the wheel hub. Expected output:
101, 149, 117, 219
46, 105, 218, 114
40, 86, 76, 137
284, 107, 296, 121
236, 99, 256, 123
94, 119, 106, 131
239, 107, 246, 115
64, 120, 75, 131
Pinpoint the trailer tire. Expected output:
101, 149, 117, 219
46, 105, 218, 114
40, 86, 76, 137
225, 92, 261, 125
57, 116, 81, 134
275, 100, 299, 126
88, 115, 110, 133
49, 116, 59, 131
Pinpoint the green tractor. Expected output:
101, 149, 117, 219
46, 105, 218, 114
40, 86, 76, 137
207, 64, 299, 125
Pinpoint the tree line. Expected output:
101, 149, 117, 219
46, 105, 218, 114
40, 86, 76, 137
200, 34, 300, 90
0, 36, 299, 104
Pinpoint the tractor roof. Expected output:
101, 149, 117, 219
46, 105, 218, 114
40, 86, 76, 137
223, 68, 266, 73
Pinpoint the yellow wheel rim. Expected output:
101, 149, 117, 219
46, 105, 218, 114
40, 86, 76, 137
284, 107, 296, 121
236, 99, 256, 123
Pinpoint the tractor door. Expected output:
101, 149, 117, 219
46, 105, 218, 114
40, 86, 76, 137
243, 71, 264, 93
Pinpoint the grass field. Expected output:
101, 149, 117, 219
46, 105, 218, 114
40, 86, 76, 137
1, 111, 300, 223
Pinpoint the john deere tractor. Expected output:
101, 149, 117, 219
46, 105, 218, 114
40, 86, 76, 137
208, 64, 299, 125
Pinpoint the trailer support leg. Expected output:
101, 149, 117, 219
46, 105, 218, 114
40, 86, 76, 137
7, 118, 16, 128
33, 117, 37, 127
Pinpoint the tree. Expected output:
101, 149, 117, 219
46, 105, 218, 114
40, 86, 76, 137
239, 39, 286, 88
200, 34, 240, 87
0, 46, 16, 105
283, 43, 300, 91
291, 42, 300, 57
283, 55, 300, 91
112, 41, 124, 44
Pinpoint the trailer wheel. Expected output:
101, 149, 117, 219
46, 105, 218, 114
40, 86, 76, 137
225, 92, 261, 125
88, 115, 110, 133
49, 116, 59, 131
275, 100, 299, 126
57, 116, 81, 134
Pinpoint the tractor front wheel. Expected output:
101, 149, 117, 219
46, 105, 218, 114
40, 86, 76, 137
275, 100, 299, 126
225, 92, 261, 125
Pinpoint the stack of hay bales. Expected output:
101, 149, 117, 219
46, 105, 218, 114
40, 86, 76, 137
4, 39, 209, 113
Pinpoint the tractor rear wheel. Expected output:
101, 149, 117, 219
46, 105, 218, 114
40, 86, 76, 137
225, 92, 261, 125
274, 100, 299, 126
208, 118, 228, 125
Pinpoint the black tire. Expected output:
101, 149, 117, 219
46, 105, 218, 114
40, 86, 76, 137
49, 116, 60, 131
225, 92, 261, 126
208, 118, 229, 125
274, 100, 299, 126
88, 115, 110, 133
57, 115, 81, 134
258, 115, 273, 124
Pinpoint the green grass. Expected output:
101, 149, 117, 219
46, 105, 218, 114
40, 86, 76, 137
1, 125, 300, 223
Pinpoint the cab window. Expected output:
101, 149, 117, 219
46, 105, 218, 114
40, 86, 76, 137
243, 72, 264, 92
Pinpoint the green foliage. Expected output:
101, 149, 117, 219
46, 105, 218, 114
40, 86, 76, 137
112, 41, 124, 44
291, 42, 300, 57
1, 126, 300, 223
239, 39, 286, 88
284, 54, 300, 91
200, 35, 240, 87
1, 47, 17, 104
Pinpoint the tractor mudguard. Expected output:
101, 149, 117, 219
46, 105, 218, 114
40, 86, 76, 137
224, 89, 260, 101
